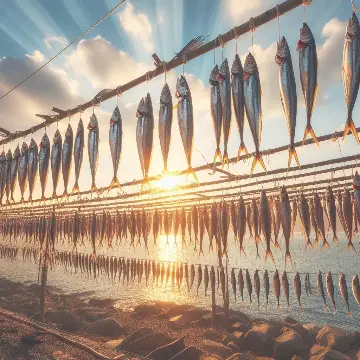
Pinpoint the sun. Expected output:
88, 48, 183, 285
157, 173, 181, 190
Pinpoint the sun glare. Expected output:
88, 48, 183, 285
157, 174, 181, 190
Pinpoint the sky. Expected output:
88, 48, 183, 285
0, 0, 358, 202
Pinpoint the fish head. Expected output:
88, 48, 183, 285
145, 93, 153, 112
160, 83, 172, 105
110, 106, 121, 125
209, 64, 219, 85
65, 123, 73, 137
275, 36, 290, 65
243, 53, 258, 81
297, 22, 315, 51
53, 129, 62, 143
217, 58, 229, 82
346, 12, 360, 40
280, 185, 288, 202
0, 150, 6, 162
6, 149, 12, 161
13, 145, 20, 159
176, 75, 190, 98
231, 54, 243, 76
354, 171, 360, 189
76, 118, 84, 134
136, 98, 146, 118
353, 274, 359, 285
88, 113, 98, 131
21, 142, 28, 154
29, 138, 38, 151
39, 133, 49, 149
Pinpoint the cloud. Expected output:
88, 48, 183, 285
117, 2, 154, 52
226, 0, 262, 22
44, 36, 67, 49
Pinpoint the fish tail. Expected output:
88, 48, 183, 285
250, 151, 267, 176
240, 245, 247, 257
321, 240, 331, 250
346, 241, 357, 254
213, 148, 222, 165
324, 304, 329, 312
298, 304, 303, 313
303, 124, 319, 146
348, 311, 352, 317
277, 302, 280, 312
237, 142, 248, 161
199, 248, 204, 257
109, 176, 121, 191
20, 196, 25, 203
10, 195, 15, 203
140, 177, 151, 192
71, 183, 80, 195
51, 191, 58, 200
6, 199, 10, 205
306, 239, 314, 249
333, 235, 340, 246
91, 183, 98, 195
186, 166, 199, 185
40, 195, 46, 202
288, 146, 301, 169
285, 251, 292, 267
265, 249, 275, 265
343, 119, 360, 144
222, 150, 229, 168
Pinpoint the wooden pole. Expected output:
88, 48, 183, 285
39, 263, 48, 323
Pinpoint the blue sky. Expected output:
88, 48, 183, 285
0, 0, 358, 200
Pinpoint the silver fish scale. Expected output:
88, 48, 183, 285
62, 126, 73, 193
39, 136, 50, 198
18, 146, 28, 198
136, 114, 153, 178
51, 135, 62, 196
88, 118, 99, 187
28, 143, 38, 199
177, 97, 194, 166
74, 120, 84, 185
219, 60, 231, 155
210, 71, 222, 152
231, 63, 245, 143
9, 151, 19, 200
109, 107, 122, 178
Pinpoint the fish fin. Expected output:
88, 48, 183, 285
237, 142, 248, 161
265, 249, 275, 265
62, 190, 68, 199
90, 183, 98, 195
306, 239, 314, 249
71, 183, 80, 195
288, 147, 301, 169
348, 311, 352, 317
186, 166, 199, 185
213, 148, 222, 165
277, 303, 280, 312
240, 245, 247, 257
40, 195, 46, 202
346, 241, 357, 254
223, 150, 229, 168
321, 240, 331, 250
140, 177, 151, 192
51, 192, 58, 200
303, 124, 319, 146
250, 152, 267, 176
109, 176, 121, 191
333, 235, 340, 247
20, 196, 25, 203
343, 119, 360, 144
285, 251, 292, 268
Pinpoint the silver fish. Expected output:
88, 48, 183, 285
218, 58, 232, 165
136, 94, 154, 190
298, 192, 312, 248
254, 269, 260, 310
238, 269, 244, 301
352, 274, 360, 305
260, 190, 274, 264
294, 272, 302, 312
204, 265, 209, 296
231, 268, 236, 301
326, 186, 339, 245
238, 196, 247, 256
342, 11, 360, 143
243, 53, 266, 174
339, 273, 351, 316
276, 36, 299, 168
354, 172, 360, 220
0, 151, 5, 204
326, 271, 336, 312
5, 149, 12, 204
297, 22, 319, 145
72, 118, 84, 194
282, 270, 290, 308
39, 133, 50, 201
273, 269, 281, 311
291, 199, 297, 237
210, 64, 222, 163
280, 186, 292, 266
88, 113, 99, 193
62, 124, 73, 197
27, 139, 38, 202
159, 83, 173, 174
343, 189, 356, 252
251, 198, 261, 259
263, 269, 270, 310
246, 269, 252, 305
336, 190, 347, 240
18, 142, 28, 202
109, 106, 123, 189
231, 54, 247, 158
220, 200, 229, 255
314, 192, 330, 249
9, 146, 20, 203
51, 129, 62, 198
317, 270, 329, 311
176, 75, 198, 183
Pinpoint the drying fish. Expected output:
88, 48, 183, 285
91, 212, 97, 256
220, 200, 229, 255
276, 37, 299, 168
291, 199, 297, 237
307, 273, 312, 296
317, 271, 329, 311
88, 113, 100, 194
294, 272, 302, 312
185, 263, 189, 292
243, 53, 266, 173
51, 130, 62, 198
176, 75, 198, 183
309, 199, 319, 246
326, 271, 336, 312
314, 192, 330, 249
298, 192, 312, 248
251, 198, 261, 259
136, 95, 154, 190
273, 197, 282, 248
282, 271, 290, 308
199, 209, 204, 256
196, 265, 202, 295
245, 269, 252, 305
72, 118, 84, 194
209, 202, 217, 250
109, 106, 122, 189
280, 186, 292, 265
273, 270, 281, 311
263, 269, 270, 310
339, 273, 351, 316
254, 270, 260, 310
62, 124, 73, 197
210, 266, 215, 297
5, 150, 12, 204
231, 54, 247, 158
209, 64, 222, 163
238, 269, 244, 301
39, 133, 50, 201
238, 196, 247, 256
220, 266, 226, 301
159, 83, 173, 173
326, 186, 339, 245
260, 190, 274, 264
297, 22, 319, 144
231, 268, 236, 301
9, 146, 19, 203
342, 189, 356, 252
18, 142, 28, 202
192, 205, 199, 250
190, 264, 195, 290
0, 152, 6, 203
352, 274, 360, 305
217, 58, 232, 165
230, 200, 237, 240
204, 265, 209, 296
354, 172, 360, 220
342, 11, 360, 143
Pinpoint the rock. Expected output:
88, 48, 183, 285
203, 340, 234, 358
45, 310, 82, 333
25, 303, 41, 317
252, 323, 281, 341
273, 328, 308, 360
146, 337, 186, 360
169, 346, 203, 360
133, 304, 160, 317
124, 332, 171, 353
164, 304, 194, 318
291, 356, 304, 360
74, 307, 115, 322
252, 318, 269, 325
21, 335, 41, 345
105, 338, 125, 349
227, 342, 240, 352
284, 316, 298, 325
222, 334, 239, 346
230, 313, 251, 325
303, 324, 320, 343
154, 300, 176, 310
87, 317, 126, 338
88, 298, 115, 307
245, 323, 280, 357
203, 328, 223, 342
310, 344, 351, 360
316, 326, 356, 353
170, 308, 209, 327
116, 327, 153, 350
226, 354, 251, 360
232, 322, 250, 333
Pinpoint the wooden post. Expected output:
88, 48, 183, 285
39, 263, 48, 322
224, 254, 229, 318
211, 266, 216, 328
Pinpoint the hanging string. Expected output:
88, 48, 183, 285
233, 27, 239, 54
351, 0, 358, 13
182, 54, 187, 75
116, 86, 122, 106
213, 44, 216, 65
163, 62, 167, 83
218, 34, 226, 62
276, 5, 281, 42
249, 17, 256, 56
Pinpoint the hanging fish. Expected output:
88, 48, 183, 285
185, 263, 189, 292
51, 130, 62, 199
282, 271, 290, 308
210, 265, 215, 298
39, 133, 50, 201
231, 268, 236, 301
192, 205, 199, 250
336, 190, 347, 241
260, 190, 274, 264
220, 200, 229, 255
291, 199, 297, 237
230, 200, 238, 240
218, 58, 232, 165
298, 192, 312, 248
220, 266, 226, 301
352, 274, 360, 305
190, 264, 195, 290
294, 272, 302, 312
326, 186, 339, 245
245, 269, 252, 305
280, 186, 292, 266
326, 271, 336, 312
339, 273, 351, 317
88, 113, 100, 194
314, 192, 330, 249
4, 149, 12, 205
254, 269, 260, 310
342, 11, 360, 143
354, 172, 360, 220
238, 196, 247, 256
176, 75, 198, 183
109, 106, 122, 189
342, 189, 356, 252
91, 212, 97, 257
297, 22, 319, 144
263, 269, 270, 310
204, 265, 209, 296
0, 151, 5, 204
199, 209, 204, 256
18, 142, 28, 203
310, 198, 319, 246
210, 64, 222, 163
62, 124, 73, 197
72, 118, 84, 194
238, 269, 244, 301
276, 37, 299, 168
196, 264, 202, 296
243, 53, 266, 174
9, 145, 20, 203
251, 198, 261, 259
27, 139, 38, 203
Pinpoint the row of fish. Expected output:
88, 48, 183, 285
2, 245, 360, 316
